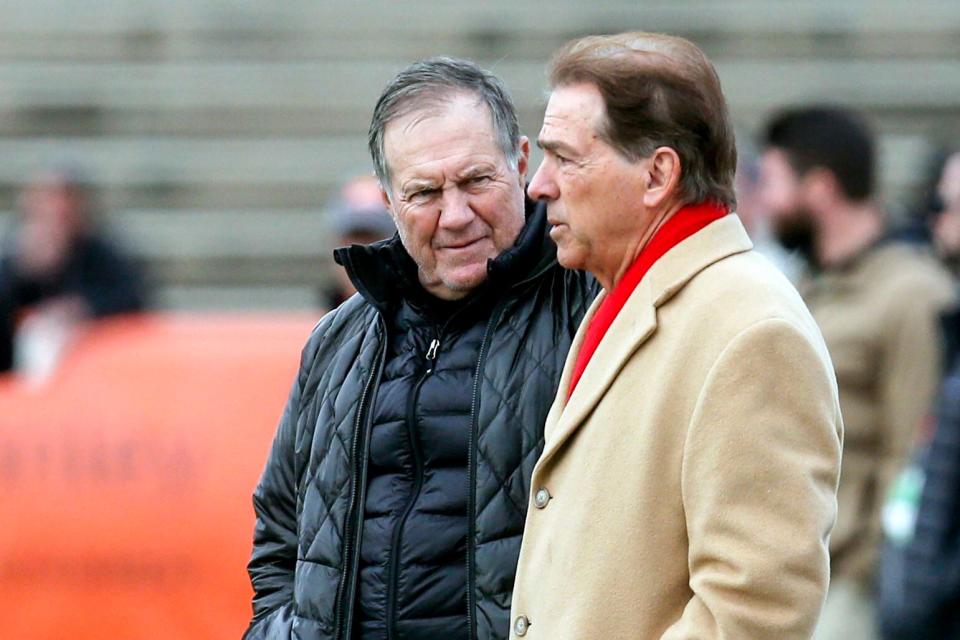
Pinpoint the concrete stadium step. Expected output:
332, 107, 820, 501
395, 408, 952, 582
3, 1, 959, 37
106, 208, 332, 260
0, 207, 340, 264
155, 284, 323, 311
0, 135, 370, 185
0, 131, 935, 202
1, 59, 959, 114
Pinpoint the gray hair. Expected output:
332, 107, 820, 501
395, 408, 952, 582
368, 56, 522, 193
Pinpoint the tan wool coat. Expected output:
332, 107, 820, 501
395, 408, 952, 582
509, 215, 844, 640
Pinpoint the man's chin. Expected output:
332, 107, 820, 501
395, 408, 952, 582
555, 243, 586, 272
426, 263, 489, 300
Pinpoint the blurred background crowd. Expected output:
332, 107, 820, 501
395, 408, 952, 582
2, 1, 960, 639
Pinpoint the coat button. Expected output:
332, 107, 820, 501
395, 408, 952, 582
534, 487, 551, 509
514, 615, 530, 636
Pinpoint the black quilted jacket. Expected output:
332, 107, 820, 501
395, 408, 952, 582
245, 203, 595, 640
353, 281, 492, 639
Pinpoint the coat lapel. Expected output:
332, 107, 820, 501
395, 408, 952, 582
538, 214, 754, 468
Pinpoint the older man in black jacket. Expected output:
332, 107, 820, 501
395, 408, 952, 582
244, 58, 595, 640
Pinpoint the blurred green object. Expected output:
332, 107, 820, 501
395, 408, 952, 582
882, 457, 926, 546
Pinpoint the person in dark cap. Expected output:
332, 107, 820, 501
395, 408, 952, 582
319, 174, 397, 312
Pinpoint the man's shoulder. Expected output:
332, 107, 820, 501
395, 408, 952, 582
866, 243, 953, 293
526, 261, 600, 305
673, 248, 827, 353
696, 249, 812, 319
844, 244, 956, 323
498, 259, 599, 324
300, 294, 379, 365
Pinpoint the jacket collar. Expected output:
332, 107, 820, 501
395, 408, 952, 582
333, 198, 556, 313
538, 213, 754, 467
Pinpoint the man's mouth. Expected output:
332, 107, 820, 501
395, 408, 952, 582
440, 237, 485, 250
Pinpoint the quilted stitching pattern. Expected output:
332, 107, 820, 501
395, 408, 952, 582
249, 266, 596, 640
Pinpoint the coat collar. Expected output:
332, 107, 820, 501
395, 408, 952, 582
332, 198, 555, 313
538, 213, 754, 466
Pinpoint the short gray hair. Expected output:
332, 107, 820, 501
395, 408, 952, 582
368, 57, 522, 192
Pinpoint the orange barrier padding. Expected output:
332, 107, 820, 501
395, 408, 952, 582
0, 313, 318, 640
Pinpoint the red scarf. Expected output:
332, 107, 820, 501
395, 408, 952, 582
567, 201, 729, 398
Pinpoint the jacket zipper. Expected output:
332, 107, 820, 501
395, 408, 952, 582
336, 267, 548, 639
335, 318, 387, 640
466, 304, 506, 640
385, 333, 440, 640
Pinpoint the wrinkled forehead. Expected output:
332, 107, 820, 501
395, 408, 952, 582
382, 96, 506, 181
384, 92, 495, 147
539, 84, 606, 145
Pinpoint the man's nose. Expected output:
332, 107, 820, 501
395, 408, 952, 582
527, 160, 558, 201
437, 188, 475, 230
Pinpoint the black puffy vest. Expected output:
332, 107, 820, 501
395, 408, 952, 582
244, 203, 596, 640
354, 291, 489, 639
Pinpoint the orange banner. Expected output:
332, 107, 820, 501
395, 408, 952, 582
0, 313, 317, 640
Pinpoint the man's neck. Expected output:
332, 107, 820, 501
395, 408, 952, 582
601, 201, 683, 291
815, 200, 885, 269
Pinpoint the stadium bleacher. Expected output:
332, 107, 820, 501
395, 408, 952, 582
0, 0, 957, 309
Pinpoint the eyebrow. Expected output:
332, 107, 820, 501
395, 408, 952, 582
456, 164, 495, 181
537, 137, 579, 157
400, 178, 440, 195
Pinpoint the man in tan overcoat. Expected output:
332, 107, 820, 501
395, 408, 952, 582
509, 32, 843, 639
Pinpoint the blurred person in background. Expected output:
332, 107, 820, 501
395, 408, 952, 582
759, 106, 956, 640
320, 173, 396, 312
244, 57, 595, 640
0, 162, 148, 378
877, 147, 960, 640
931, 150, 960, 276
735, 135, 804, 282
880, 152, 960, 640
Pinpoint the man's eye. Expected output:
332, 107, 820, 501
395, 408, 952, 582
409, 189, 438, 202
468, 175, 492, 185
546, 149, 570, 166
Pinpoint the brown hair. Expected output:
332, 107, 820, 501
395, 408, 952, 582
549, 32, 737, 208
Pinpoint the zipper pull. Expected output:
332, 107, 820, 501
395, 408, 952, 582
426, 338, 440, 361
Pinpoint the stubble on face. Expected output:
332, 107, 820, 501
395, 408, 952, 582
759, 149, 817, 262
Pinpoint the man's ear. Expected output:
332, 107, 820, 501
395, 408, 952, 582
803, 168, 840, 215
380, 184, 395, 216
517, 136, 531, 183
641, 146, 682, 210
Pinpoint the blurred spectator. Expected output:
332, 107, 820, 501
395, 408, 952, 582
759, 106, 956, 640
319, 173, 395, 311
874, 150, 960, 639
885, 148, 954, 248
0, 162, 148, 378
735, 135, 804, 282
878, 304, 960, 639
932, 150, 960, 274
